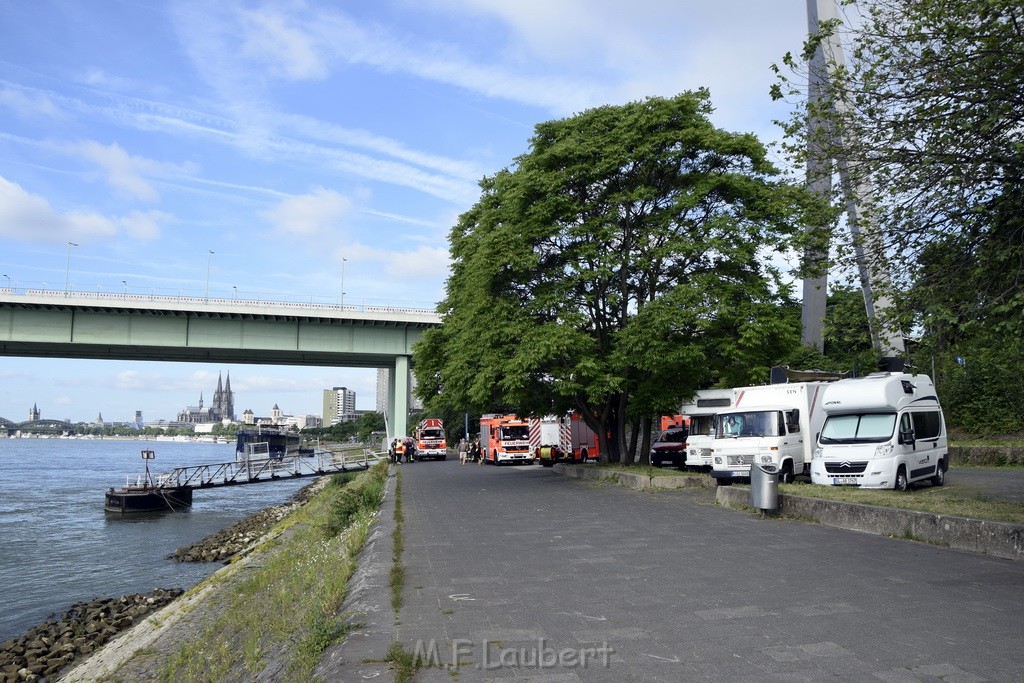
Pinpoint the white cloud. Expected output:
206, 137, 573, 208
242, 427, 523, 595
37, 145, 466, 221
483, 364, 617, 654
72, 140, 199, 202
261, 187, 354, 238
118, 210, 170, 240
379, 244, 451, 280
0, 87, 63, 120
238, 5, 329, 80
0, 176, 166, 242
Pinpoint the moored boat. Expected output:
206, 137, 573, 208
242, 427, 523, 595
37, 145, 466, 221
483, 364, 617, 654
104, 449, 193, 513
235, 426, 306, 461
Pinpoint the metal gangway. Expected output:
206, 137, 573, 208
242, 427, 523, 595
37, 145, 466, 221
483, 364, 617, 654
152, 448, 388, 491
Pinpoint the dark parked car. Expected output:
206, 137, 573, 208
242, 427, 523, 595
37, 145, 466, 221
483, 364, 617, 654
650, 426, 688, 468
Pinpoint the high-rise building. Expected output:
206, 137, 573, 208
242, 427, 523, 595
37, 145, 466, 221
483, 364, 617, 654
375, 368, 422, 413
323, 386, 357, 425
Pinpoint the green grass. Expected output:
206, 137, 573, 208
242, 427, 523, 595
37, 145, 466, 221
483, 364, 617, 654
152, 462, 389, 682
391, 466, 405, 616
779, 479, 1024, 525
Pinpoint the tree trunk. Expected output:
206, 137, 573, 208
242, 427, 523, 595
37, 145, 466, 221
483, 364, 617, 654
637, 416, 652, 466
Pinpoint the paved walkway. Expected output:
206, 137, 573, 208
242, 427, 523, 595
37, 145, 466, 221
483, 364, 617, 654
367, 459, 1024, 682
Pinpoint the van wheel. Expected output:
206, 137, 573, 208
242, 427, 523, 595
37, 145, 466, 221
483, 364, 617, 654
779, 462, 794, 484
931, 463, 945, 487
894, 466, 909, 492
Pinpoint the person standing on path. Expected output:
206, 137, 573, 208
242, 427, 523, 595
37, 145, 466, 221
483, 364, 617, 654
458, 438, 468, 464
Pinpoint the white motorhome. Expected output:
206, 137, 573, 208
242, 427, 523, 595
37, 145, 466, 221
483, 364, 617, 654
709, 382, 832, 484
811, 372, 947, 491
680, 388, 739, 469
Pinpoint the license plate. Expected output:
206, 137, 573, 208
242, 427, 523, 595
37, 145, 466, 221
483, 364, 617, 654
833, 477, 857, 485
732, 471, 746, 477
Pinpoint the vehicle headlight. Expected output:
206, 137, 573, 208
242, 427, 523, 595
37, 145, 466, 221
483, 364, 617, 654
713, 456, 723, 465
760, 455, 773, 464
813, 447, 822, 459
874, 443, 894, 458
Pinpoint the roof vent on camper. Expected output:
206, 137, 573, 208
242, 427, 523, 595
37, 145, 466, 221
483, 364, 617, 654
769, 365, 851, 385
901, 380, 914, 394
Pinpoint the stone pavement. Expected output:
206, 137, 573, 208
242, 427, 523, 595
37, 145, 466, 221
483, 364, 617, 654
327, 459, 1024, 682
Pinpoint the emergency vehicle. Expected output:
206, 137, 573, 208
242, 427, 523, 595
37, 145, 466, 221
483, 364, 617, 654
529, 413, 600, 466
480, 414, 532, 464
414, 418, 447, 460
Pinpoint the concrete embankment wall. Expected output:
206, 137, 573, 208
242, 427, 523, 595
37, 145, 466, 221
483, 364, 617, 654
552, 463, 716, 490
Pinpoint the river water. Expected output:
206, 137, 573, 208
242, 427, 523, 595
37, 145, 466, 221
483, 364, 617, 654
0, 437, 310, 642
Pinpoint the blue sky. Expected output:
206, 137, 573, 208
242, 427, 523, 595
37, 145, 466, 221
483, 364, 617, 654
0, 0, 809, 424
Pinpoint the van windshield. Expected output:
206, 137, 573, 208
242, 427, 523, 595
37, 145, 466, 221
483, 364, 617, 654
819, 413, 896, 444
657, 428, 687, 443
690, 415, 716, 437
716, 411, 782, 438
501, 425, 529, 441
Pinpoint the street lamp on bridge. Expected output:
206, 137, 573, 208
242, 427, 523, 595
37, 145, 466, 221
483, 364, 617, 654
205, 250, 214, 301
64, 242, 78, 294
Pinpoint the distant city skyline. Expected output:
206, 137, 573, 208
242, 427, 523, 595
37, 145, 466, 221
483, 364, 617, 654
0, 359, 379, 424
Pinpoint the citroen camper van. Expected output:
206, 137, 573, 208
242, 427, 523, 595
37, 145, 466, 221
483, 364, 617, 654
811, 372, 947, 491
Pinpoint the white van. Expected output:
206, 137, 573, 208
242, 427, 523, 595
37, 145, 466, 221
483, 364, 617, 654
710, 382, 832, 484
811, 372, 948, 491
680, 388, 738, 470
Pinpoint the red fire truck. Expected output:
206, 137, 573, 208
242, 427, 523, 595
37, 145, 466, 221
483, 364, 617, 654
528, 413, 600, 466
479, 414, 532, 465
414, 418, 447, 460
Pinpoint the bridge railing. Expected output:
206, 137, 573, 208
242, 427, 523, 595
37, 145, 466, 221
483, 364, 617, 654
158, 450, 387, 489
2, 286, 439, 318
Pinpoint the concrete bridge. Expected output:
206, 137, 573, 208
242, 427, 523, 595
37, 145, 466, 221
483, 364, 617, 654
0, 289, 441, 438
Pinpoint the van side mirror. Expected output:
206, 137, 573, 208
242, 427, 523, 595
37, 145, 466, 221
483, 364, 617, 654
899, 428, 916, 447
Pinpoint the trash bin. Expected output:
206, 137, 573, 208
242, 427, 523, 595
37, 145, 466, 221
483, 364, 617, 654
749, 462, 779, 512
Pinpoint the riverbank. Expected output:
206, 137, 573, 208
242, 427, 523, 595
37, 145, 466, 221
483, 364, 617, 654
58, 463, 388, 682
0, 479, 324, 682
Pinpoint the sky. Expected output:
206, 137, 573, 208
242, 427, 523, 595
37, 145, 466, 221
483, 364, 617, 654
0, 0, 811, 424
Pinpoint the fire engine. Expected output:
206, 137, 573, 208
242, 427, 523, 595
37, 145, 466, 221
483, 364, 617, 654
479, 414, 532, 465
660, 414, 687, 431
414, 418, 447, 460
528, 413, 600, 466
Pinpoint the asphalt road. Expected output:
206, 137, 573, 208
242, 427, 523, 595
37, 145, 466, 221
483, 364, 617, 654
389, 458, 1024, 682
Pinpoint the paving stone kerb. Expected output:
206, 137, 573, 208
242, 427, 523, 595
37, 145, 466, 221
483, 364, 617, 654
552, 464, 1024, 561
714, 485, 1024, 561
552, 463, 715, 490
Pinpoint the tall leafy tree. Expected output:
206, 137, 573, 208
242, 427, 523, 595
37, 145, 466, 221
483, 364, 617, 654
416, 91, 830, 463
773, 0, 1024, 313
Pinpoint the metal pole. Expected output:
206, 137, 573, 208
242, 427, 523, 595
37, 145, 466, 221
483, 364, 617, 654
341, 257, 347, 308
64, 242, 78, 294
205, 250, 214, 301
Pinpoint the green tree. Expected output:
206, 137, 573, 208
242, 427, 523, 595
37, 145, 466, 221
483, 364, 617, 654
416, 91, 829, 464
356, 411, 386, 443
773, 0, 1023, 308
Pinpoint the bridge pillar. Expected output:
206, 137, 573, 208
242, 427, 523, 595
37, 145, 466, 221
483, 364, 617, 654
389, 355, 410, 439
